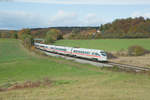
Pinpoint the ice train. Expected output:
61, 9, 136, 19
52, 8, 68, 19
34, 43, 107, 62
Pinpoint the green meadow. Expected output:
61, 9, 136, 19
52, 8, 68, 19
54, 39, 150, 51
0, 39, 100, 84
1, 39, 150, 100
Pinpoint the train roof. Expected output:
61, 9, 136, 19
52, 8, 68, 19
35, 43, 105, 52
73, 47, 104, 52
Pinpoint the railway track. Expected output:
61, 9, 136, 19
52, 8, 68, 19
37, 48, 150, 72
107, 61, 150, 72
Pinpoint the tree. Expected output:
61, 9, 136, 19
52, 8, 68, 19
72, 28, 80, 34
100, 17, 150, 38
1, 33, 11, 38
9, 30, 18, 39
45, 29, 62, 44
18, 29, 31, 39
17, 28, 34, 48
23, 35, 34, 48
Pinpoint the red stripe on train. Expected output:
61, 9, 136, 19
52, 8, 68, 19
44, 48, 100, 58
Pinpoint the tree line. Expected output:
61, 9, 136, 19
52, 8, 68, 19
1, 16, 150, 42
100, 17, 150, 38
0, 28, 63, 47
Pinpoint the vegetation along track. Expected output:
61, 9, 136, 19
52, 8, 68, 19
36, 47, 150, 72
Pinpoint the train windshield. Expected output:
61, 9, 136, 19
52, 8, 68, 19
100, 51, 107, 56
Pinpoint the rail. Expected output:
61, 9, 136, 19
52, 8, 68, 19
107, 61, 150, 72
36, 47, 150, 72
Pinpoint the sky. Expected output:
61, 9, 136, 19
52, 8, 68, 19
0, 0, 150, 30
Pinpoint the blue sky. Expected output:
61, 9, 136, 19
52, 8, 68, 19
0, 0, 150, 30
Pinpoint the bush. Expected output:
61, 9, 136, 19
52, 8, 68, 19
0, 33, 11, 38
116, 49, 128, 56
128, 45, 147, 56
106, 52, 117, 59
22, 34, 34, 48
12, 33, 18, 39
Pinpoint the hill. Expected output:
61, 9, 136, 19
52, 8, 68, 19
100, 17, 150, 38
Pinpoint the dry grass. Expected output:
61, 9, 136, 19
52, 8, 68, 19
110, 54, 150, 67
1, 74, 150, 100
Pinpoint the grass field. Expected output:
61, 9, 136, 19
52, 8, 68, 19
1, 39, 150, 100
0, 39, 100, 84
54, 39, 150, 51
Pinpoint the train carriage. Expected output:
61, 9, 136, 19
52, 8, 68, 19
72, 48, 107, 61
52, 46, 72, 55
34, 43, 46, 51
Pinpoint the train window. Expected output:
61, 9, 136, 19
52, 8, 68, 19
74, 50, 77, 53
92, 52, 100, 56
100, 51, 107, 56
92, 52, 95, 55
95, 53, 100, 56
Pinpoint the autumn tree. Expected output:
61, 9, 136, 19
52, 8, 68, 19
18, 29, 31, 39
9, 30, 18, 39
0, 33, 11, 38
23, 35, 34, 48
17, 28, 34, 48
100, 17, 150, 38
45, 29, 62, 44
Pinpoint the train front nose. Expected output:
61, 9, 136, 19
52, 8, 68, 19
101, 56, 107, 61
100, 52, 107, 61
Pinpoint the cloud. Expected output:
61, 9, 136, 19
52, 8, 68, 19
0, 11, 48, 29
131, 12, 150, 18
0, 10, 105, 29
82, 13, 104, 26
49, 10, 78, 26
0, 0, 13, 2
13, 0, 150, 5
48, 10, 104, 26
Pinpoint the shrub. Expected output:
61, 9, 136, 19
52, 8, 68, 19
12, 33, 18, 39
128, 45, 147, 56
106, 52, 117, 59
22, 34, 34, 48
1, 33, 11, 38
116, 49, 128, 56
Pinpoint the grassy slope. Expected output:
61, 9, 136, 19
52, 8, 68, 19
0, 39, 100, 84
1, 39, 150, 100
0, 39, 30, 62
54, 39, 150, 51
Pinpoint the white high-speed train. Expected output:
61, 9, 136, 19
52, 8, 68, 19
34, 43, 107, 62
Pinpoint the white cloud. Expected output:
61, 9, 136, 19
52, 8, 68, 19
0, 10, 105, 29
0, 10, 48, 29
48, 10, 104, 26
13, 0, 150, 5
131, 12, 150, 18
82, 13, 104, 26
48, 10, 79, 26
